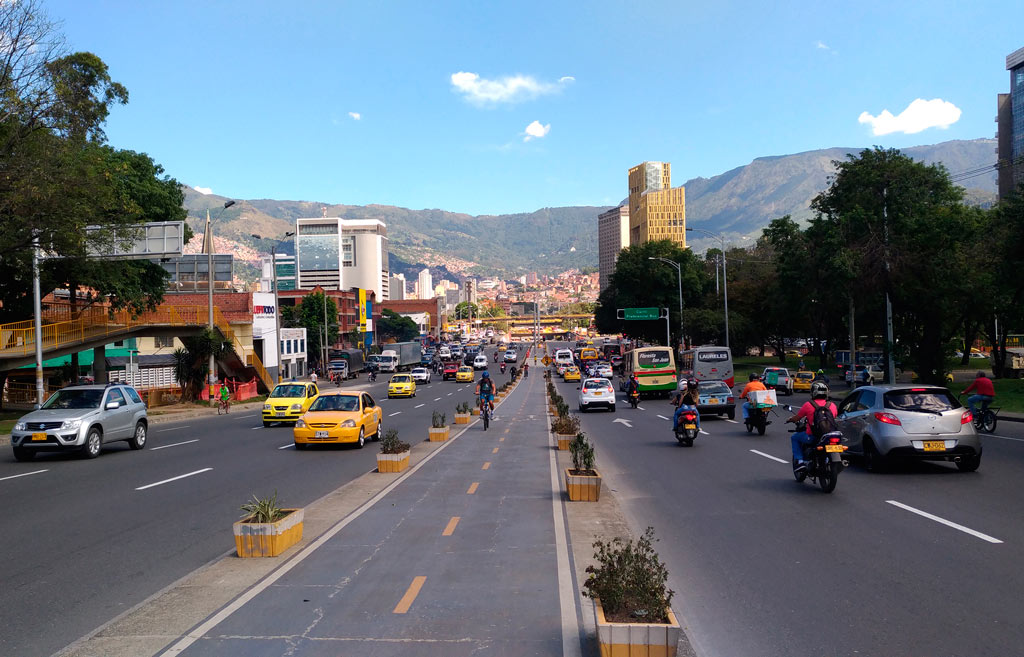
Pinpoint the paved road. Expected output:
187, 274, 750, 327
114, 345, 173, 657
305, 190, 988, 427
547, 341, 1024, 657
0, 345, 523, 657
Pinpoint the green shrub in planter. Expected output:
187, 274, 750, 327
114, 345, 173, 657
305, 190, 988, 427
240, 490, 288, 523
379, 428, 410, 454
551, 413, 580, 435
431, 410, 447, 428
583, 527, 674, 624
456, 401, 471, 414
556, 400, 569, 418
569, 432, 596, 475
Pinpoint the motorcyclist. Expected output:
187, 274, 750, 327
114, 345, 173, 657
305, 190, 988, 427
961, 370, 995, 415
626, 374, 640, 400
493, 351, 500, 363
739, 372, 767, 422
500, 361, 507, 374
812, 368, 830, 384
672, 379, 700, 431
786, 381, 838, 472
475, 371, 496, 417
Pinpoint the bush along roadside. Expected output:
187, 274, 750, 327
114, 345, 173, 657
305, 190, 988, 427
455, 401, 471, 425
429, 410, 450, 442
377, 428, 411, 473
233, 490, 304, 558
565, 431, 600, 499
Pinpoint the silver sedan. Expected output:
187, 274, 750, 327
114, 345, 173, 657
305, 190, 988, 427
834, 384, 981, 472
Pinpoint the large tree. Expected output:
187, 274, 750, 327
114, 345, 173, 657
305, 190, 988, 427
296, 293, 339, 367
377, 308, 419, 342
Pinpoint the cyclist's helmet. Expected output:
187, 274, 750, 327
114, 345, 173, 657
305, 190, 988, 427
810, 381, 829, 400
482, 371, 490, 379
749, 372, 760, 382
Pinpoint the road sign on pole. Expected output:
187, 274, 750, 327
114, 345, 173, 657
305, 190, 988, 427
617, 307, 661, 321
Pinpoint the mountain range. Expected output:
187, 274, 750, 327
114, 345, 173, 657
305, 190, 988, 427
182, 138, 997, 280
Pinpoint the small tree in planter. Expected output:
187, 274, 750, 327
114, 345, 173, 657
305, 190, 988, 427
377, 428, 411, 473
454, 401, 471, 424
551, 413, 580, 451
583, 527, 680, 653
429, 409, 450, 442
565, 431, 601, 500
233, 490, 304, 558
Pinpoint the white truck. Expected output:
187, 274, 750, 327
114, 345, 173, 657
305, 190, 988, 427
378, 342, 422, 373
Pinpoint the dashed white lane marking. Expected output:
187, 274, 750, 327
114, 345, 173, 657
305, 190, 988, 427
637, 406, 646, 411
699, 429, 710, 435
415, 403, 425, 408
434, 397, 442, 402
0, 469, 48, 482
156, 425, 191, 432
251, 426, 263, 430
151, 440, 199, 451
278, 443, 294, 450
886, 500, 1003, 544
987, 434, 1024, 442
447, 393, 453, 397
750, 449, 788, 464
136, 468, 213, 491
389, 411, 402, 417
657, 415, 670, 420
724, 419, 739, 424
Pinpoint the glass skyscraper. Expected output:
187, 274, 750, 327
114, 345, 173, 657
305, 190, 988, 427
998, 46, 1024, 199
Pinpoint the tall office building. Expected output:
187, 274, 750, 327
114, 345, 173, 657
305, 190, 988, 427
998, 46, 1024, 199
418, 268, 433, 300
597, 205, 630, 293
627, 161, 686, 247
389, 272, 406, 300
259, 253, 296, 292
294, 217, 389, 298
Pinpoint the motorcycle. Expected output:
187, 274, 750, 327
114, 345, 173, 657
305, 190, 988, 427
744, 405, 771, 435
368, 370, 377, 382
674, 409, 699, 447
786, 413, 848, 494
494, 352, 500, 363
500, 362, 507, 374
628, 389, 640, 409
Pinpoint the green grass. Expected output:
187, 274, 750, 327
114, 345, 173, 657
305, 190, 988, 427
993, 379, 1024, 414
0, 410, 21, 435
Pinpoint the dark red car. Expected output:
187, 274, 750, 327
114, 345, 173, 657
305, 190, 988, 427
443, 363, 459, 381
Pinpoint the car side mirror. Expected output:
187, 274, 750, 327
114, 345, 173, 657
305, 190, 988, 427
106, 402, 120, 410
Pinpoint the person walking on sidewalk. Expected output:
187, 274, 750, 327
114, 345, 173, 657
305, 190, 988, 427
523, 362, 529, 378
310, 371, 318, 385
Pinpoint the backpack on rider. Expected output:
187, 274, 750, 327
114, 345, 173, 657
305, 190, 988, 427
809, 382, 838, 439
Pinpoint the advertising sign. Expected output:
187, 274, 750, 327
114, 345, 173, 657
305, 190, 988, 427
252, 292, 278, 368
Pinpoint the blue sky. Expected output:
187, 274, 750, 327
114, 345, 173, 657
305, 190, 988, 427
49, 0, 1020, 215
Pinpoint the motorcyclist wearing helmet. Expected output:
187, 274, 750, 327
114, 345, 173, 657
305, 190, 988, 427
812, 368, 830, 384
672, 378, 701, 431
475, 371, 496, 416
786, 381, 838, 472
626, 373, 640, 398
739, 372, 767, 422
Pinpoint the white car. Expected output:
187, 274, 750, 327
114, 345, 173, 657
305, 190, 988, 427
411, 367, 431, 383
504, 350, 517, 362
473, 354, 488, 370
438, 347, 451, 360
578, 377, 615, 413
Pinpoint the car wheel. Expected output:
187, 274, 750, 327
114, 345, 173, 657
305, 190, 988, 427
862, 437, 885, 473
294, 441, 307, 450
374, 418, 382, 441
12, 446, 35, 461
956, 453, 981, 472
81, 427, 102, 459
128, 422, 147, 450
727, 409, 736, 420
357, 427, 365, 449
610, 404, 616, 413
263, 421, 272, 428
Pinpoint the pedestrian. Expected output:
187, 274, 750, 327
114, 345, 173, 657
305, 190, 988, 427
523, 362, 529, 378
310, 370, 318, 385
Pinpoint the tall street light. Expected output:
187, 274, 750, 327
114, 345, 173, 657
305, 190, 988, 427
686, 227, 729, 350
206, 200, 235, 404
252, 231, 295, 382
648, 257, 684, 350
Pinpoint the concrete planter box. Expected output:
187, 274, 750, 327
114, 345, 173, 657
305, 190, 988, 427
471, 407, 481, 416
454, 412, 471, 425
556, 432, 573, 451
233, 508, 304, 558
428, 426, 450, 442
593, 598, 681, 657
565, 468, 601, 501
376, 451, 410, 473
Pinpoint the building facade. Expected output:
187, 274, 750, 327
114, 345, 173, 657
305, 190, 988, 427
294, 217, 389, 299
597, 205, 630, 293
627, 161, 686, 247
417, 268, 433, 300
389, 273, 406, 300
998, 46, 1024, 199
259, 253, 296, 292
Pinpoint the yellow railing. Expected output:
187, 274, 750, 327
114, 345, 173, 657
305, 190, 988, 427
3, 381, 58, 406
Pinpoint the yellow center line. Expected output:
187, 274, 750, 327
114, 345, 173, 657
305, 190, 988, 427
499, 437, 505, 442
442, 516, 461, 536
492, 447, 499, 454
482, 461, 491, 470
393, 576, 427, 614
467, 482, 479, 494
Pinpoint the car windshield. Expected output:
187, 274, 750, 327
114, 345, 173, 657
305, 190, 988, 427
392, 376, 411, 382
42, 388, 103, 410
459, 367, 472, 372
583, 379, 611, 390
309, 395, 359, 412
270, 385, 306, 398
699, 381, 731, 395
884, 389, 960, 413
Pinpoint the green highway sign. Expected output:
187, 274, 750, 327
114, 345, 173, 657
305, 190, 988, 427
618, 307, 661, 321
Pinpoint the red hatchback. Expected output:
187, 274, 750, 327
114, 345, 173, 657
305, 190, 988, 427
443, 363, 459, 380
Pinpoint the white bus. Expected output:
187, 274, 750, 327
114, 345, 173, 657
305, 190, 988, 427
678, 346, 734, 387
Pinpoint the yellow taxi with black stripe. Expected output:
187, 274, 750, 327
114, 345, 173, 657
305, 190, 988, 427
455, 366, 474, 382
263, 382, 319, 427
293, 391, 382, 449
563, 366, 581, 382
387, 373, 417, 398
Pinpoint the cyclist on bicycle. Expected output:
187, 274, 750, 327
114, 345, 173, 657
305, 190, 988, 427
218, 379, 231, 414
475, 371, 496, 418
961, 370, 995, 416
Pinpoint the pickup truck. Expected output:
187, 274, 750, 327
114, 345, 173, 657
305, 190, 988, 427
845, 364, 885, 387
761, 367, 794, 396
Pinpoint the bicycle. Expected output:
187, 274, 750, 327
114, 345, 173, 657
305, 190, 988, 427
478, 396, 493, 431
217, 397, 230, 415
961, 395, 998, 433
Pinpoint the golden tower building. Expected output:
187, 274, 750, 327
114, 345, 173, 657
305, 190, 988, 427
627, 161, 686, 247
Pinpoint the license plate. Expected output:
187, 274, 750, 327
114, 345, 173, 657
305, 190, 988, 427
683, 424, 696, 430
31, 432, 47, 441
593, 391, 602, 396
923, 440, 946, 452
825, 444, 844, 453
315, 431, 329, 438
275, 411, 285, 416
709, 398, 719, 404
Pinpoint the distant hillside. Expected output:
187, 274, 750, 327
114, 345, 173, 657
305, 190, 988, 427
181, 138, 997, 279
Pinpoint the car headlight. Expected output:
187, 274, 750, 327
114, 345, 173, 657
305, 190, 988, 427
264, 403, 271, 411
291, 404, 302, 411
60, 419, 82, 431
14, 421, 26, 432
340, 419, 356, 428
295, 419, 306, 428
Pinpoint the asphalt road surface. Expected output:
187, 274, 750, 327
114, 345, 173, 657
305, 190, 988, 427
547, 340, 1024, 657
0, 345, 522, 657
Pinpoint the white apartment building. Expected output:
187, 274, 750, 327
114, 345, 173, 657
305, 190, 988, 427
418, 268, 433, 300
597, 205, 630, 293
294, 217, 390, 299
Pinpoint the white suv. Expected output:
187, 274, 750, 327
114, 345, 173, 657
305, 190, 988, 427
473, 354, 489, 370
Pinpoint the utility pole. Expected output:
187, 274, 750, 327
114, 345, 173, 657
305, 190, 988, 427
32, 235, 44, 407
883, 186, 896, 384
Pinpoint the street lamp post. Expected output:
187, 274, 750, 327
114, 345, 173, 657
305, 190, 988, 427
207, 200, 235, 405
686, 228, 729, 350
253, 231, 294, 383
649, 257, 684, 350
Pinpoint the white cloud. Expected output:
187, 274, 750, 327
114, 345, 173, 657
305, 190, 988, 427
348, 111, 361, 120
523, 120, 551, 142
193, 186, 213, 195
858, 98, 962, 136
450, 71, 572, 105
816, 40, 830, 50
559, 76, 576, 83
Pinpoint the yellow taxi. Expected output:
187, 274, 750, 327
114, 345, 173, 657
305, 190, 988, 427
793, 370, 815, 392
263, 382, 319, 427
563, 366, 581, 382
455, 366, 475, 382
293, 391, 382, 449
387, 373, 417, 398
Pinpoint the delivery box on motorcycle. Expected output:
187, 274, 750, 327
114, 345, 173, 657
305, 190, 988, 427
749, 389, 778, 408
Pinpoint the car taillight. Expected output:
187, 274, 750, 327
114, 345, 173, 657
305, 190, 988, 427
961, 411, 972, 425
727, 396, 735, 403
605, 387, 614, 394
874, 412, 901, 426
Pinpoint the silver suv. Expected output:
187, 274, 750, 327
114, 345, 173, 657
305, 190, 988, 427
10, 384, 148, 461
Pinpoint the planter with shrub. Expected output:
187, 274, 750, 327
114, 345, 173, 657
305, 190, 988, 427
551, 413, 580, 451
564, 431, 601, 500
377, 428, 411, 473
233, 491, 304, 558
429, 410, 450, 442
454, 401, 471, 424
583, 527, 680, 655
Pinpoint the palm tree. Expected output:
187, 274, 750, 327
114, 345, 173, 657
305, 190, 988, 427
172, 329, 236, 401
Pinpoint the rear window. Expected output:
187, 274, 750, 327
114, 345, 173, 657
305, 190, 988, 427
699, 381, 731, 395
583, 379, 611, 390
884, 389, 960, 413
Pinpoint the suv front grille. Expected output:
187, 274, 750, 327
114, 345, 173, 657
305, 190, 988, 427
26, 421, 63, 431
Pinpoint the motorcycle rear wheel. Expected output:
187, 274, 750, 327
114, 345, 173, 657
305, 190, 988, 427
818, 461, 838, 493
756, 423, 766, 436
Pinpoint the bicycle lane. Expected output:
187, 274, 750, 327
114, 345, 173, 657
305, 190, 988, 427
164, 373, 579, 657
